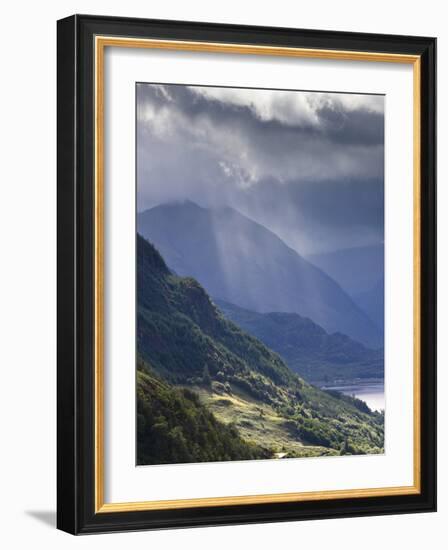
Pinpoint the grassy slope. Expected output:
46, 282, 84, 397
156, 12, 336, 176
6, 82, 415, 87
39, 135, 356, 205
137, 362, 269, 465
192, 384, 337, 458
137, 234, 384, 462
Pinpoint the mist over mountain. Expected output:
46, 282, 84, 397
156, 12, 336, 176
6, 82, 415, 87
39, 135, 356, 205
137, 84, 384, 256
137, 201, 382, 348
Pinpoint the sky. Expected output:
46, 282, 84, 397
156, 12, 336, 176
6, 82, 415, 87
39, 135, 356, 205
136, 83, 384, 255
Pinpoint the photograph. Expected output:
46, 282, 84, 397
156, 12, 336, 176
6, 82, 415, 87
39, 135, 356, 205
54, 14, 436, 534
136, 83, 386, 465
1, 0, 443, 545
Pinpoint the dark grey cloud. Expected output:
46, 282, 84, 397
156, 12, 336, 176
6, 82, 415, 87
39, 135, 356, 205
136, 83, 384, 254
316, 104, 384, 146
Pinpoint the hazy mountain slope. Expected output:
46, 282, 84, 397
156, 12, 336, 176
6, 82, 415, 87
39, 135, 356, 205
353, 277, 384, 334
306, 245, 384, 338
137, 234, 384, 461
306, 244, 384, 296
215, 299, 383, 384
137, 202, 381, 347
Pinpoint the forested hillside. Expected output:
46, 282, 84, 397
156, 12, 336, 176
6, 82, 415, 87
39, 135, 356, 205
215, 299, 383, 384
137, 361, 268, 464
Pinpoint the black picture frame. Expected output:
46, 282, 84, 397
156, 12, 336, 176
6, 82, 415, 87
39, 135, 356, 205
57, 14, 436, 535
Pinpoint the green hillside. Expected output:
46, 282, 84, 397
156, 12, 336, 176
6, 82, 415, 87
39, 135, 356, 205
215, 299, 383, 384
137, 361, 269, 465
137, 234, 384, 463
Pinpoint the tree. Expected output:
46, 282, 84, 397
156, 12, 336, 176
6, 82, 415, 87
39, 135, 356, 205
202, 364, 212, 387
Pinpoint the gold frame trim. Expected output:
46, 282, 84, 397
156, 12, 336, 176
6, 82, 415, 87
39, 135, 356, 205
94, 36, 422, 514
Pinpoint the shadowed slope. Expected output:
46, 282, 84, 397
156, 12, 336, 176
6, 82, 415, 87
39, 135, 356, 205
216, 298, 383, 383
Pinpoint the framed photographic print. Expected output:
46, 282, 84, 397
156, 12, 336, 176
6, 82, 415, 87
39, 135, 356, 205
57, 14, 436, 534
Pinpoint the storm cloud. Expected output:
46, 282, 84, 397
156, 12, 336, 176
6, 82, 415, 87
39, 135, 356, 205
136, 83, 384, 254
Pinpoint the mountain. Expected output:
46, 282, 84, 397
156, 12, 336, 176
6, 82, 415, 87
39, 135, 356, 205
306, 244, 384, 297
353, 277, 384, 334
137, 234, 384, 462
306, 245, 384, 338
137, 232, 294, 388
137, 202, 382, 348
215, 299, 383, 384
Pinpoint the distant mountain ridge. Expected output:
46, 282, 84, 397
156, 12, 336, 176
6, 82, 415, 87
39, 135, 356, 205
137, 201, 382, 348
215, 299, 383, 384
